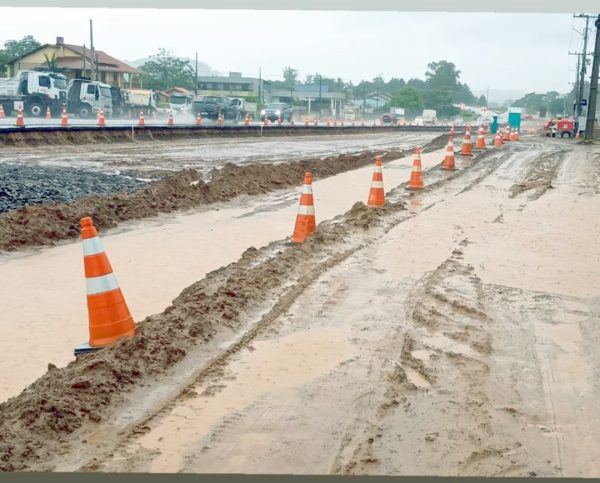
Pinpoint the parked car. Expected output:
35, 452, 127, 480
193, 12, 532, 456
192, 96, 241, 121
260, 102, 292, 122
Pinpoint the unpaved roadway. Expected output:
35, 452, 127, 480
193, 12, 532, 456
1, 134, 599, 476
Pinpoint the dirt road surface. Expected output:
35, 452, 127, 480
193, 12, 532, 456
1, 134, 599, 476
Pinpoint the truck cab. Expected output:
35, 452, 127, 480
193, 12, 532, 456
0, 70, 67, 117
169, 94, 192, 113
67, 79, 113, 118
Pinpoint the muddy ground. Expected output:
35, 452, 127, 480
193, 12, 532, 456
0, 133, 446, 251
1, 134, 599, 476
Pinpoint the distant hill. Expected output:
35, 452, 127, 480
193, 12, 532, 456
126, 57, 217, 76
473, 89, 526, 105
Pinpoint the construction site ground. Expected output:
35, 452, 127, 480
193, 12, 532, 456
0, 130, 599, 476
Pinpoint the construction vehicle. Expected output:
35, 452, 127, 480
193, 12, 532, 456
0, 70, 67, 117
121, 88, 157, 118
544, 118, 575, 138
67, 79, 113, 118
422, 109, 437, 125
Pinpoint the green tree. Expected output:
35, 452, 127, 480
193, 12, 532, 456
0, 35, 42, 76
390, 86, 424, 118
140, 48, 195, 91
283, 66, 298, 99
4, 35, 41, 58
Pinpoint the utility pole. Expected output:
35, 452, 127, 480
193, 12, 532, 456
258, 66, 262, 114
89, 19, 95, 81
195, 52, 198, 97
318, 74, 322, 115
584, 14, 600, 142
574, 15, 592, 119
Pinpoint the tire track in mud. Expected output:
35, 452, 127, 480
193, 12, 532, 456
0, 138, 524, 472
509, 148, 566, 201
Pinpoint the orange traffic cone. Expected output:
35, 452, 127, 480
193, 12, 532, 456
575, 130, 580, 140
514, 129, 520, 141
61, 107, 68, 127
304, 119, 309, 127
138, 111, 145, 127
244, 114, 250, 126
460, 128, 473, 156
367, 156, 385, 207
264, 115, 269, 126
0, 104, 5, 118
407, 146, 424, 190
217, 112, 224, 127
74, 217, 136, 356
168, 112, 174, 126
196, 112, 202, 126
503, 124, 511, 141
450, 125, 455, 136
475, 125, 486, 149
442, 137, 456, 170
16, 107, 24, 127
45, 106, 52, 120
494, 132, 503, 147
509, 128, 517, 141
277, 114, 282, 126
291, 172, 317, 244
98, 109, 106, 128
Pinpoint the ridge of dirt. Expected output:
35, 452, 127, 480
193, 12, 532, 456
0, 197, 410, 471
0, 134, 448, 253
509, 150, 565, 200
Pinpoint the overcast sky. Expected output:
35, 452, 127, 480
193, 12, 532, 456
0, 8, 586, 95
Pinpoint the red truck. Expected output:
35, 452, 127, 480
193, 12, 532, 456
544, 118, 575, 138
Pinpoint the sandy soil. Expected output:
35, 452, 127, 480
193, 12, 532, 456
1, 134, 599, 476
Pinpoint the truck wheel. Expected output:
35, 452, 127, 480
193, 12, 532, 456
560, 131, 571, 139
78, 105, 92, 119
28, 102, 44, 118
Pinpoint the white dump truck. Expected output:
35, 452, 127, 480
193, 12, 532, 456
0, 70, 68, 117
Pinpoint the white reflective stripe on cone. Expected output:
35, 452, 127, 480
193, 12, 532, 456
370, 181, 384, 188
297, 205, 315, 215
412, 166, 422, 172
83, 237, 105, 257
302, 184, 313, 194
374, 166, 382, 173
86, 273, 119, 295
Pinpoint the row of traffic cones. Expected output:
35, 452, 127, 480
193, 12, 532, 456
75, 125, 507, 356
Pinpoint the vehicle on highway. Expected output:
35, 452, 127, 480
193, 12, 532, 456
169, 94, 193, 114
422, 109, 437, 125
414, 116, 424, 126
67, 79, 113, 118
231, 98, 257, 120
260, 102, 293, 122
344, 107, 357, 121
0, 70, 67, 117
192, 96, 242, 121
121, 89, 158, 118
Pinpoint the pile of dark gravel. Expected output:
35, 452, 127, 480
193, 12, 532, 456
0, 163, 147, 213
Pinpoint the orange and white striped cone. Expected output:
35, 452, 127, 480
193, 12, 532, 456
509, 128, 516, 142
460, 128, 473, 156
61, 107, 68, 127
475, 125, 486, 149
442, 137, 456, 170
407, 146, 424, 191
45, 106, 52, 120
291, 172, 317, 244
138, 111, 145, 127
494, 132, 503, 147
98, 109, 106, 128
575, 130, 580, 140
196, 113, 202, 126
264, 115, 269, 126
0, 104, 5, 119
244, 114, 250, 126
367, 156, 385, 207
304, 119, 309, 127
74, 217, 136, 356
168, 112, 174, 126
16, 107, 24, 127
450, 125, 455, 136
277, 115, 282, 126
514, 129, 520, 141
218, 113, 224, 127
503, 125, 511, 142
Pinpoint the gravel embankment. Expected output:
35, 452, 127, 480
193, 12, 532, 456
0, 163, 146, 213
